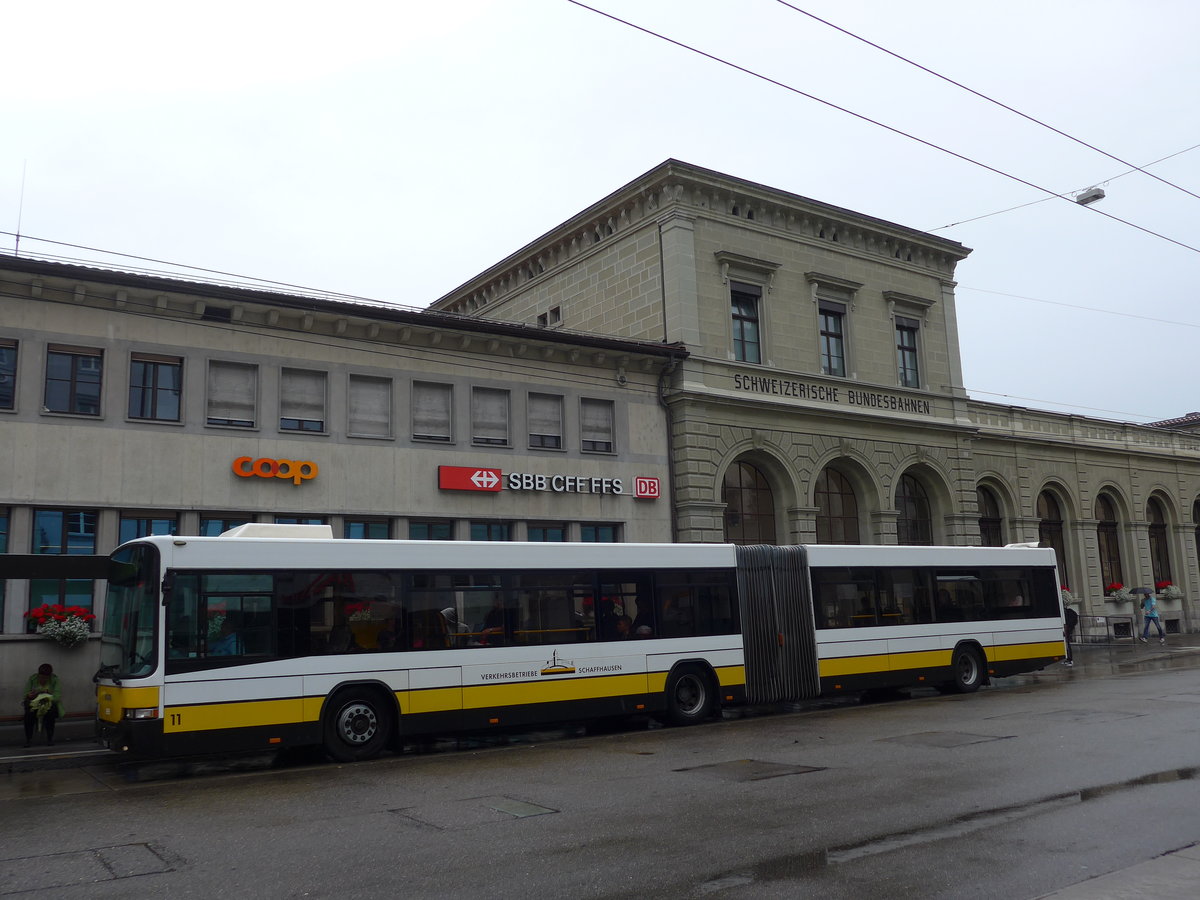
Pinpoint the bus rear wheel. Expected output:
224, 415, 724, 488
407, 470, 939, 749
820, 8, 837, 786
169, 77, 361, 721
947, 647, 984, 694
664, 667, 715, 726
323, 691, 392, 762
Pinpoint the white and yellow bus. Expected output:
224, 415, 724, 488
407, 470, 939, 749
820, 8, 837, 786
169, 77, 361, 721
95, 526, 1064, 761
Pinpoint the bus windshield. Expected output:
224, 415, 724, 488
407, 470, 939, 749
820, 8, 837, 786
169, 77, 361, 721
100, 544, 160, 679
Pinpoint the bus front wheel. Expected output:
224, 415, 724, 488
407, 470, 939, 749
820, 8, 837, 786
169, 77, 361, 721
323, 691, 393, 762
947, 647, 985, 694
664, 667, 715, 726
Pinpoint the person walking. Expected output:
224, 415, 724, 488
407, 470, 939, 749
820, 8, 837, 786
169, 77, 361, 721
1062, 604, 1079, 666
1139, 590, 1166, 644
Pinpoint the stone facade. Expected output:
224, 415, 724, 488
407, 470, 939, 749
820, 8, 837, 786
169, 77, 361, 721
432, 160, 1200, 634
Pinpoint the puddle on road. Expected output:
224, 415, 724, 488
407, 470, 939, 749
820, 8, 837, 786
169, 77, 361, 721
697, 765, 1200, 893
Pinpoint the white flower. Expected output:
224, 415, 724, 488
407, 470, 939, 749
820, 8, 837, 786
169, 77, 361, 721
38, 616, 92, 648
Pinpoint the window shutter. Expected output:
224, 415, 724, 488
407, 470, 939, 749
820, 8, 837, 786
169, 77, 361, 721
412, 382, 452, 441
580, 398, 614, 451
281, 369, 326, 426
348, 375, 392, 436
528, 393, 562, 447
472, 388, 509, 444
207, 361, 257, 425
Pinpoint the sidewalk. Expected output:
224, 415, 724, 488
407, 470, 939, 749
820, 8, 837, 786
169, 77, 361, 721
1036, 843, 1200, 899
0, 714, 109, 771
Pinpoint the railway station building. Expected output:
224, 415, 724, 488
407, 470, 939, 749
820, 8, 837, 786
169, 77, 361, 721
3, 158, 1200, 716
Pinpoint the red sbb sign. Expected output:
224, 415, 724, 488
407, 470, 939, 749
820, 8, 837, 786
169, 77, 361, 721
438, 466, 660, 500
439, 466, 503, 492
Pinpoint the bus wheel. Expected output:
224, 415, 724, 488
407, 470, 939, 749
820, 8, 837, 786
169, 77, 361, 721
949, 647, 984, 694
664, 667, 714, 726
323, 691, 392, 762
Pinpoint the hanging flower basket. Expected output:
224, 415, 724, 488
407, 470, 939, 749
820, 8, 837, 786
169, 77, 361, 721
1104, 583, 1133, 603
1156, 581, 1184, 601
1060, 587, 1075, 605
25, 604, 95, 648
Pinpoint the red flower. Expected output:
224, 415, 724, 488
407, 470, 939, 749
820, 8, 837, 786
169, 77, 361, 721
1105, 582, 1124, 593
1155, 580, 1173, 590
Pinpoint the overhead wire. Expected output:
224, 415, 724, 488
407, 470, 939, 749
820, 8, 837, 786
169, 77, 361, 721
564, 0, 1200, 257
773, 0, 1200, 203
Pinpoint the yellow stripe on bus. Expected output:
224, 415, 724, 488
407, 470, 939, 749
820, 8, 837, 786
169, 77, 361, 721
164, 698, 304, 733
819, 641, 1063, 677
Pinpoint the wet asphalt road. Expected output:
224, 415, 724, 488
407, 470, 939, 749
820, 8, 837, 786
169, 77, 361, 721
2, 639, 1199, 899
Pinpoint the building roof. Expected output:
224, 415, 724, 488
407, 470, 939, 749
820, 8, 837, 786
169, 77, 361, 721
1146, 411, 1200, 429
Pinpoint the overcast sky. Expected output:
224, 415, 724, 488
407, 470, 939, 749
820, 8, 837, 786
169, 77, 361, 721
3, 0, 1198, 424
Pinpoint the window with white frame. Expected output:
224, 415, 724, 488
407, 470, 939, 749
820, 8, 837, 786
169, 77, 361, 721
206, 360, 258, 428
412, 381, 452, 442
818, 301, 846, 377
580, 398, 614, 453
528, 392, 563, 449
730, 282, 761, 364
348, 374, 392, 437
472, 387, 509, 446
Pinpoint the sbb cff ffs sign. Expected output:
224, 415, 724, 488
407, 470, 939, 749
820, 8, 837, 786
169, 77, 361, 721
438, 466, 659, 499
232, 456, 319, 486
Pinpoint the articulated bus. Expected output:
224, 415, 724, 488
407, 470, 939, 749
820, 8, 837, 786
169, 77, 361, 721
95, 525, 1064, 761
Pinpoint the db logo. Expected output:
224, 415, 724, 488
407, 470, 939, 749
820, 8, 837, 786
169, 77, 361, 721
634, 477, 660, 499
232, 456, 319, 486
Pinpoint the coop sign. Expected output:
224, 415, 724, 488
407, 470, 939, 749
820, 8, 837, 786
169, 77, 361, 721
439, 466, 659, 499
232, 456, 319, 486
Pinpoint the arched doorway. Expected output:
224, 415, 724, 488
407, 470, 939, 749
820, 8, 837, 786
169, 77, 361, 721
895, 473, 932, 545
976, 486, 1003, 547
722, 461, 777, 545
815, 466, 860, 544
1037, 490, 1069, 587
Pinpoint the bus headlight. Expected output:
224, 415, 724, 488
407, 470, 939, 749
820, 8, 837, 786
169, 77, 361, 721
124, 708, 160, 720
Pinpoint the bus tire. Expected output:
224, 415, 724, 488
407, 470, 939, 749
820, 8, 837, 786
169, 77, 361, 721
323, 689, 393, 762
948, 646, 985, 694
664, 666, 715, 726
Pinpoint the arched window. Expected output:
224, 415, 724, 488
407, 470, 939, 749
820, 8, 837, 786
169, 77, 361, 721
1096, 494, 1123, 589
815, 467, 860, 544
977, 486, 1003, 547
895, 474, 932, 545
1038, 490, 1068, 587
1148, 498, 1172, 586
722, 461, 777, 545
1194, 498, 1200, 572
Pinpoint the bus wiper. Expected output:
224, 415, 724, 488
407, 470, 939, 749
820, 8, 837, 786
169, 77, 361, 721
93, 663, 122, 685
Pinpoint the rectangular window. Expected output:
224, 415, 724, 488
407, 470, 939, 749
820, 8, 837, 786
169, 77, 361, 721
45, 345, 103, 415
731, 282, 761, 364
528, 392, 563, 449
280, 368, 326, 432
896, 316, 921, 388
528, 524, 566, 542
345, 519, 390, 539
128, 354, 182, 421
30, 508, 98, 620
0, 339, 16, 410
580, 398, 614, 453
412, 381, 452, 442
580, 524, 620, 542
275, 516, 327, 525
199, 516, 251, 537
119, 515, 177, 545
472, 387, 510, 446
207, 360, 257, 427
409, 521, 454, 540
470, 522, 511, 541
348, 375, 392, 437
819, 301, 846, 377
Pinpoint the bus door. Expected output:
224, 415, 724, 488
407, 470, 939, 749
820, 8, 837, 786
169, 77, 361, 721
736, 545, 820, 703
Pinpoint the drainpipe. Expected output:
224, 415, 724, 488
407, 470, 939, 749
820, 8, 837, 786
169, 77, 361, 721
657, 356, 681, 543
